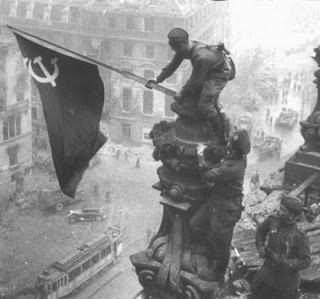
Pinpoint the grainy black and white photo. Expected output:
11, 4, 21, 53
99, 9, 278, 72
0, 0, 320, 298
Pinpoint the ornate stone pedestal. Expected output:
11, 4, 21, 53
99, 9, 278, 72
130, 116, 225, 299
284, 46, 320, 188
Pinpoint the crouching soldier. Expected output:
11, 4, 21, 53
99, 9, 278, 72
146, 28, 234, 142
189, 127, 250, 284
252, 195, 311, 299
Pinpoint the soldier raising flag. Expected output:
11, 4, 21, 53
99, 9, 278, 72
147, 28, 235, 142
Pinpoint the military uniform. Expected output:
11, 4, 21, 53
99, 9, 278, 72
252, 213, 311, 299
189, 154, 247, 281
156, 41, 233, 119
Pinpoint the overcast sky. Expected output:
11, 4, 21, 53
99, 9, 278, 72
229, 0, 320, 51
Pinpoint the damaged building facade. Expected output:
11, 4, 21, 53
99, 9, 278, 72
0, 0, 230, 145
0, 27, 32, 195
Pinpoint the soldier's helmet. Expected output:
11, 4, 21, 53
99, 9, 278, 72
229, 127, 251, 156
281, 195, 304, 216
167, 28, 189, 47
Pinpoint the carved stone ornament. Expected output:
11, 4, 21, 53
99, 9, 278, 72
131, 99, 228, 299
285, 46, 320, 187
300, 46, 320, 151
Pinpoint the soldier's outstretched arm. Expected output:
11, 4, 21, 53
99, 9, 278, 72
200, 159, 241, 184
201, 164, 228, 185
156, 54, 183, 83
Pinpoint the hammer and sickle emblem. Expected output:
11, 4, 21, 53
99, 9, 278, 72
27, 56, 59, 87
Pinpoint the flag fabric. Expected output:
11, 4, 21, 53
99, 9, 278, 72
13, 32, 107, 198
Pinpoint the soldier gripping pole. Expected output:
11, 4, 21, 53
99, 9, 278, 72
7, 25, 176, 98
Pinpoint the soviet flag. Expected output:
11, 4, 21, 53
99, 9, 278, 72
12, 30, 107, 198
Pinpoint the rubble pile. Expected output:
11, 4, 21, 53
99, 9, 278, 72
236, 170, 286, 231
260, 169, 285, 191
237, 189, 283, 231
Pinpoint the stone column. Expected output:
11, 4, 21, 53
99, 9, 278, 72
131, 116, 224, 299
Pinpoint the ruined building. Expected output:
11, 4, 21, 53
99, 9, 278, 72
0, 26, 32, 195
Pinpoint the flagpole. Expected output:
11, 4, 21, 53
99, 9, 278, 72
6, 24, 176, 98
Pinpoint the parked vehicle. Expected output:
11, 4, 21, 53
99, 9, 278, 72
258, 136, 282, 160
35, 226, 122, 299
275, 108, 299, 128
242, 95, 260, 113
252, 134, 265, 149
237, 115, 253, 137
41, 189, 84, 212
67, 208, 106, 224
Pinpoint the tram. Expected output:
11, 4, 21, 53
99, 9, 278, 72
35, 226, 122, 299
